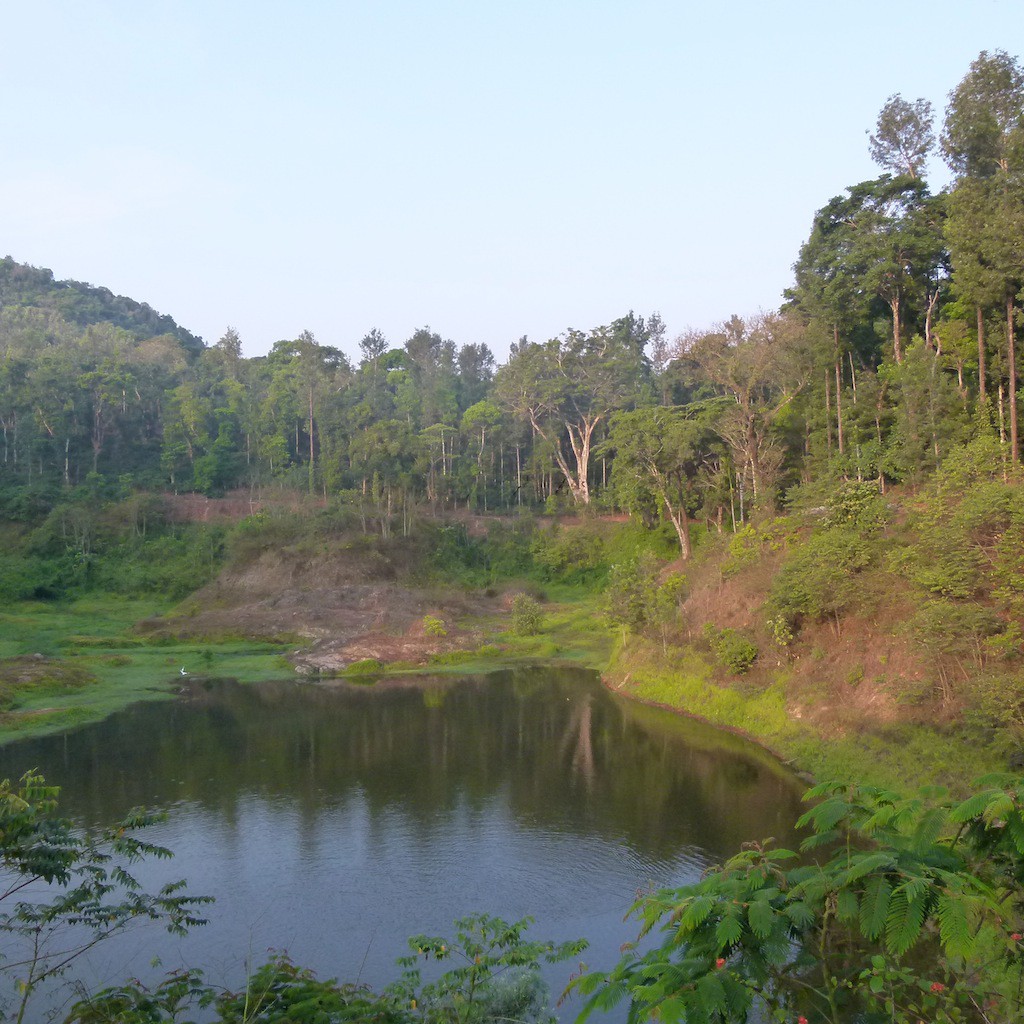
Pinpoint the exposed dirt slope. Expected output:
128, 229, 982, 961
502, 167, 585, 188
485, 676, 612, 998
141, 541, 504, 674
672, 532, 936, 738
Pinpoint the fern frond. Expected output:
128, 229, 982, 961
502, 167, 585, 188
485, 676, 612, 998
860, 874, 892, 940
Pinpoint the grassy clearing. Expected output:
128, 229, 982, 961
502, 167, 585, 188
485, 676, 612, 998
476, 587, 616, 669
610, 639, 1008, 794
0, 597, 295, 742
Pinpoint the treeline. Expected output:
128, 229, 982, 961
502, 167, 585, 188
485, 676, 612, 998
2, 50, 1023, 551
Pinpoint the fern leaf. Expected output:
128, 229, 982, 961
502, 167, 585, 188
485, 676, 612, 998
715, 913, 743, 949
937, 892, 974, 961
747, 899, 775, 939
886, 891, 927, 956
836, 887, 859, 922
860, 874, 891, 940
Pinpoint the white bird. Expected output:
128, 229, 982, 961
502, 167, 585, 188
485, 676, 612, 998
180, 667, 188, 676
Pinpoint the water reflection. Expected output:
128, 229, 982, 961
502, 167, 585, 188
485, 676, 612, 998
0, 667, 806, 1020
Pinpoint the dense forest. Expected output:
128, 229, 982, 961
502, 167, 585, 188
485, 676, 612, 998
2, 53, 1022, 528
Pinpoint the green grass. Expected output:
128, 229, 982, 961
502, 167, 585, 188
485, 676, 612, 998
483, 589, 616, 668
611, 639, 1008, 795
0, 597, 297, 743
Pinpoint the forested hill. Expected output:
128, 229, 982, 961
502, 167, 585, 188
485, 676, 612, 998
0, 256, 203, 354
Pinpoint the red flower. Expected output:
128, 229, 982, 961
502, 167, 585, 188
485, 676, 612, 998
1011, 932, 1023, 941
930, 982, 945, 993
798, 1017, 808, 1024
715, 958, 726, 969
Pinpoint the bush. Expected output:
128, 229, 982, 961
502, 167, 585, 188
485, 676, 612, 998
769, 526, 874, 629
422, 615, 447, 637
343, 658, 384, 676
703, 624, 758, 674
530, 523, 606, 584
510, 594, 543, 636
820, 480, 888, 529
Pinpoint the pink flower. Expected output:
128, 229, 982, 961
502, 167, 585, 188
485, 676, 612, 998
930, 982, 945, 993
715, 958, 726, 969
1011, 932, 1023, 941
798, 1017, 808, 1024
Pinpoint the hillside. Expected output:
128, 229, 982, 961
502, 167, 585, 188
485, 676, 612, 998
0, 256, 204, 353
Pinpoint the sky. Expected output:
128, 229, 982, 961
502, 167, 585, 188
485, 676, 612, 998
1, 1, 1019, 361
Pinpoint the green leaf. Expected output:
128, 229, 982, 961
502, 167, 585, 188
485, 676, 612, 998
836, 887, 859, 922
950, 789, 999, 823
937, 893, 974, 960
695, 971, 727, 1014
860, 875, 892, 940
983, 793, 1015, 823
680, 895, 715, 931
886, 890, 927, 956
1006, 811, 1024, 855
715, 913, 743, 949
748, 900, 775, 939
840, 851, 896, 884
783, 901, 815, 930
796, 797, 852, 834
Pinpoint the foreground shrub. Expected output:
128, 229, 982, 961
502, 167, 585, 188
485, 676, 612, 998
574, 775, 1024, 1024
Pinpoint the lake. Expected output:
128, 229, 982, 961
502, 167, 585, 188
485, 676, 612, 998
0, 666, 807, 1021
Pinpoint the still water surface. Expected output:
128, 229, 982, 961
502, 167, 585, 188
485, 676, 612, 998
0, 666, 806, 1020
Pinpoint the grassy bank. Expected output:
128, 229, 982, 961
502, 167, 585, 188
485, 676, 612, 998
609, 638, 1009, 794
0, 581, 614, 744
0, 596, 294, 742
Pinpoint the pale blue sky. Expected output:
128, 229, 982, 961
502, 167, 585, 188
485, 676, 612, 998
1, 1, 1018, 359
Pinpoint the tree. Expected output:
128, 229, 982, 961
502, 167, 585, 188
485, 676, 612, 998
683, 313, 809, 512
456, 343, 496, 412
942, 50, 1024, 179
869, 94, 935, 179
608, 406, 721, 559
790, 176, 945, 369
942, 52, 1024, 462
945, 174, 1024, 456
0, 771, 208, 1024
495, 325, 643, 505
294, 330, 351, 493
460, 400, 502, 512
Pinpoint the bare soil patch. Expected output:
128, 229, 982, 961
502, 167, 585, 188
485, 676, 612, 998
142, 544, 506, 674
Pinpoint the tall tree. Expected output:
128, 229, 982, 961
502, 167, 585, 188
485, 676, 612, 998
942, 50, 1024, 178
608, 406, 721, 559
869, 94, 935, 179
943, 51, 1024, 460
495, 325, 643, 505
684, 312, 810, 511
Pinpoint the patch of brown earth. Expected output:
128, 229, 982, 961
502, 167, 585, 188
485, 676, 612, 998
141, 544, 506, 674
678, 539, 934, 733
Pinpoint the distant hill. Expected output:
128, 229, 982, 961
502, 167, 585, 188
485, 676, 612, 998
0, 256, 204, 355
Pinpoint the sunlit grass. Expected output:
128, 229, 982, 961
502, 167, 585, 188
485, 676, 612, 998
0, 597, 295, 742
611, 639, 1007, 796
